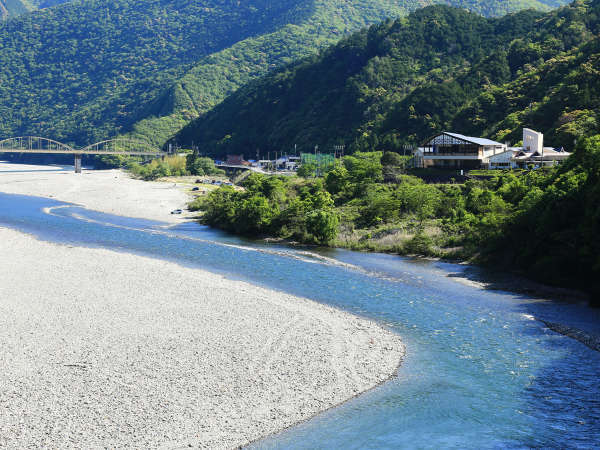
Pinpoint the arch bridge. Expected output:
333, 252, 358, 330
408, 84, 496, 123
0, 137, 167, 172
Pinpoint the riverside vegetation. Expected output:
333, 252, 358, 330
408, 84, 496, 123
190, 135, 600, 303
127, 153, 224, 181
176, 0, 600, 302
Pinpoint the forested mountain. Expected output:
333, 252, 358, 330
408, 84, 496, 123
0, 0, 325, 144
449, 37, 600, 148
0, 0, 570, 148
122, 0, 410, 147
174, 0, 598, 156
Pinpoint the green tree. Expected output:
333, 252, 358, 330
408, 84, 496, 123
325, 165, 350, 196
297, 162, 317, 178
306, 209, 339, 244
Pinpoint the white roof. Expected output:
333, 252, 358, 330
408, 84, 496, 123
444, 132, 505, 146
488, 149, 517, 159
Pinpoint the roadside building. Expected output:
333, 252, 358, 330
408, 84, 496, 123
488, 149, 518, 169
512, 147, 570, 168
419, 132, 506, 169
488, 148, 517, 169
488, 129, 570, 169
285, 156, 301, 171
226, 154, 247, 166
274, 155, 301, 171
523, 128, 544, 153
254, 159, 274, 170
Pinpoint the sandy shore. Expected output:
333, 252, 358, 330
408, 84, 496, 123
0, 163, 404, 448
0, 162, 191, 223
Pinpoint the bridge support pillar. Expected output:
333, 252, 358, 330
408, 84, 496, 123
74, 154, 82, 173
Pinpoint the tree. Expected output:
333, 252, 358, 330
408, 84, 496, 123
306, 209, 339, 244
381, 151, 406, 182
187, 150, 225, 176
297, 162, 317, 178
325, 165, 350, 196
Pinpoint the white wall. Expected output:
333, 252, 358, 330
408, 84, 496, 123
523, 128, 543, 153
488, 150, 516, 169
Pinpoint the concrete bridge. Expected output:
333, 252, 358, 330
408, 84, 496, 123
0, 137, 166, 173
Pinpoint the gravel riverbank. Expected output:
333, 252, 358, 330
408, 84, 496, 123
0, 162, 191, 223
0, 226, 403, 448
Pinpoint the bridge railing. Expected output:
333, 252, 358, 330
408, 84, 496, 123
0, 137, 164, 155
80, 138, 162, 155
0, 136, 76, 153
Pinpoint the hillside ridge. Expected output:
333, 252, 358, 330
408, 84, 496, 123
0, 0, 571, 147
173, 0, 598, 156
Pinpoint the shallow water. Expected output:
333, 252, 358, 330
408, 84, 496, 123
1, 192, 599, 448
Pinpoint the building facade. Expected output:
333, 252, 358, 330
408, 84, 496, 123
488, 129, 571, 169
523, 128, 543, 153
418, 132, 506, 169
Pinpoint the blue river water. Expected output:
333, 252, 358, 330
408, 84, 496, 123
1, 191, 599, 449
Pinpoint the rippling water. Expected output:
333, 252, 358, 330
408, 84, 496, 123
1, 192, 599, 448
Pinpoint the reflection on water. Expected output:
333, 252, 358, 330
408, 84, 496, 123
1, 192, 599, 448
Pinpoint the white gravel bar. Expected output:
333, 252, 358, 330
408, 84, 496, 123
0, 162, 191, 223
0, 163, 404, 448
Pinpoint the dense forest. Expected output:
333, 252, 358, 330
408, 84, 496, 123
0, 0, 570, 148
0, 0, 322, 145
175, 0, 598, 156
121, 0, 411, 147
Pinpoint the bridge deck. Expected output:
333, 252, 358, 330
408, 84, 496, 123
0, 149, 163, 156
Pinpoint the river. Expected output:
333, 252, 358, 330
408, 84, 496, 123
1, 191, 599, 448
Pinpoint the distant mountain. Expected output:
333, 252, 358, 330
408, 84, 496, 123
0, 0, 326, 144
0, 0, 571, 148
173, 0, 598, 156
124, 0, 573, 147
122, 0, 411, 147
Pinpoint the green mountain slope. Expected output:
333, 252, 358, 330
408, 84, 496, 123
126, 0, 572, 147
0, 0, 571, 148
450, 38, 600, 148
174, 0, 597, 156
124, 0, 411, 147
0, 0, 322, 144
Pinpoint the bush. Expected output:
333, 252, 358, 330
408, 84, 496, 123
186, 150, 225, 176
129, 155, 188, 180
196, 173, 339, 244
306, 209, 339, 244
403, 233, 435, 256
